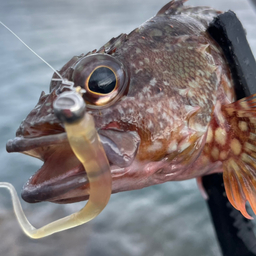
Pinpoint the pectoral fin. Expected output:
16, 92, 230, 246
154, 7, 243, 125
209, 94, 256, 218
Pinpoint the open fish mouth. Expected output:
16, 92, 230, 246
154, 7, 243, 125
6, 130, 140, 204
6, 133, 89, 203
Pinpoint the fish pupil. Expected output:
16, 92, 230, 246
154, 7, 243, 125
88, 67, 116, 94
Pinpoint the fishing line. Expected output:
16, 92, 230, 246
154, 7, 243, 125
0, 21, 65, 83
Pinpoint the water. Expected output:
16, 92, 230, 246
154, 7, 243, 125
0, 0, 256, 255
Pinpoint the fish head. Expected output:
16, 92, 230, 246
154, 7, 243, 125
6, 1, 221, 204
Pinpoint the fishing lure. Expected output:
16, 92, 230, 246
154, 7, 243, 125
0, 89, 112, 238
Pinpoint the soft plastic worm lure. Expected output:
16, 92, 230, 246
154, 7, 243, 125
0, 91, 112, 238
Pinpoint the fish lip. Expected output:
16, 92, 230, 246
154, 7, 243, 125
6, 133, 68, 153
21, 166, 89, 203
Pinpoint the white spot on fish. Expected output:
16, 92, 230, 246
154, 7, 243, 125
137, 93, 144, 101
162, 112, 167, 120
148, 120, 153, 129
177, 88, 188, 96
144, 58, 150, 64
220, 151, 228, 160
136, 48, 142, 54
128, 108, 134, 114
155, 58, 162, 64
150, 78, 157, 86
157, 102, 162, 112
142, 86, 151, 93
146, 107, 154, 113
230, 139, 242, 155
215, 127, 227, 146
150, 28, 163, 37
167, 140, 178, 153
147, 141, 163, 152
238, 121, 248, 132
169, 100, 178, 110
211, 147, 219, 160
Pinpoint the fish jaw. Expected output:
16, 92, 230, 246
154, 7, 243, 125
6, 133, 161, 204
6, 128, 141, 204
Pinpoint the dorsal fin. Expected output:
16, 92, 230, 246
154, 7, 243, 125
97, 34, 127, 54
156, 0, 188, 16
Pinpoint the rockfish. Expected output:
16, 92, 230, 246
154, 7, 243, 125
6, 0, 256, 219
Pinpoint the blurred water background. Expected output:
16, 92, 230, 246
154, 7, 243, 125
0, 0, 256, 255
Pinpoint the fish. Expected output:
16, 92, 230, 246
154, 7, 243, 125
5, 0, 256, 219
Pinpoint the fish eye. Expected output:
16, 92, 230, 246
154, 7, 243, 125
88, 66, 116, 94
72, 54, 129, 108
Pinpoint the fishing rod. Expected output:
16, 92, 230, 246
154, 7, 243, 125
203, 10, 256, 256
